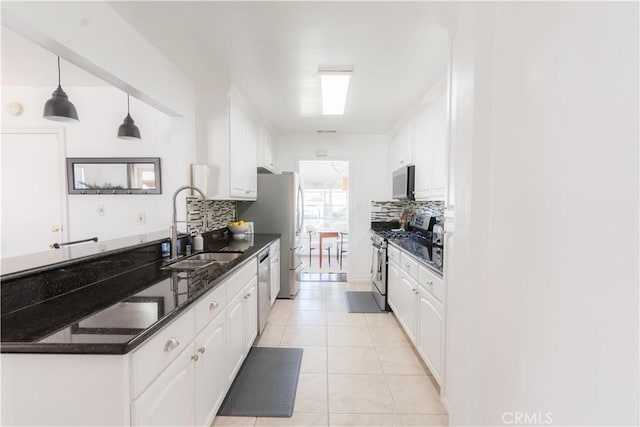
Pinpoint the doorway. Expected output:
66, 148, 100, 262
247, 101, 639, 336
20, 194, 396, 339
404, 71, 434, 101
298, 160, 349, 281
1, 129, 68, 258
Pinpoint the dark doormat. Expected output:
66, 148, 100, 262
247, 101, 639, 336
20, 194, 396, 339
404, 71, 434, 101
298, 272, 348, 282
345, 291, 386, 313
217, 347, 303, 417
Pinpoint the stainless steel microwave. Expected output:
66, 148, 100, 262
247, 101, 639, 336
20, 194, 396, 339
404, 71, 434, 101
392, 165, 415, 200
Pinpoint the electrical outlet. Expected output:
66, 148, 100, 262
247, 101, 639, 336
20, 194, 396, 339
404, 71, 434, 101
97, 204, 105, 216
137, 212, 146, 225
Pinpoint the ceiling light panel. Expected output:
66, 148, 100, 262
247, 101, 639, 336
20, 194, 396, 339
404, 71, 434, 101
320, 71, 351, 115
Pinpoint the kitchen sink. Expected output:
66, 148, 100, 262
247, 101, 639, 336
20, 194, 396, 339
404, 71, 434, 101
163, 259, 216, 271
189, 252, 243, 263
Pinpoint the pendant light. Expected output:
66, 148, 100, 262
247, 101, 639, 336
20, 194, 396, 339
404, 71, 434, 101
117, 94, 141, 141
43, 56, 79, 122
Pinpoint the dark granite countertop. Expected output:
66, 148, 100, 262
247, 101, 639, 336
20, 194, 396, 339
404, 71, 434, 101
1, 233, 280, 355
387, 239, 443, 278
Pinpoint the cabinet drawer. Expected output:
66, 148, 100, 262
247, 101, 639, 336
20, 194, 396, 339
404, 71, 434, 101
387, 246, 400, 265
194, 282, 227, 333
226, 259, 257, 301
400, 253, 419, 281
418, 265, 445, 304
131, 310, 195, 398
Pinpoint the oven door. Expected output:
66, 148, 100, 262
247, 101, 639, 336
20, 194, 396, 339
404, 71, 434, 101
371, 244, 387, 297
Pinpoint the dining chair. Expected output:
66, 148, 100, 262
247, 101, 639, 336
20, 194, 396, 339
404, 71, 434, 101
338, 232, 348, 270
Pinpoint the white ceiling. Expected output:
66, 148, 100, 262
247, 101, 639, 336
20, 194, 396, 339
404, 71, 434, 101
108, 1, 450, 135
1, 2, 449, 135
1, 27, 109, 87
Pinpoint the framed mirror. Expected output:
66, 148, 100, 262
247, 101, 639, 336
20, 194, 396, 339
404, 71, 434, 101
66, 157, 162, 194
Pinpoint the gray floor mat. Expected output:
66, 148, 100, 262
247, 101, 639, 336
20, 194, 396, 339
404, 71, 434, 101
344, 291, 386, 313
217, 347, 303, 417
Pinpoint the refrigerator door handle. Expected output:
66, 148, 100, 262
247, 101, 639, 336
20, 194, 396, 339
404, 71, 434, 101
297, 185, 304, 234
290, 261, 305, 272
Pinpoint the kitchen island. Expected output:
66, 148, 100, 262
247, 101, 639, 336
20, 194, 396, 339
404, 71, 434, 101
1, 230, 281, 426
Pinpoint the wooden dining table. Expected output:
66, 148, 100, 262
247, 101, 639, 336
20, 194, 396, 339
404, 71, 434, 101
317, 231, 339, 268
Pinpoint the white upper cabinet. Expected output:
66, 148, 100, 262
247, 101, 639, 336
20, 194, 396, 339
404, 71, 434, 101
257, 124, 276, 173
197, 86, 257, 200
389, 119, 414, 173
413, 78, 448, 200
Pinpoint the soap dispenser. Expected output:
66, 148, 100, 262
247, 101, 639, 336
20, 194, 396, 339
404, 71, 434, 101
194, 232, 204, 251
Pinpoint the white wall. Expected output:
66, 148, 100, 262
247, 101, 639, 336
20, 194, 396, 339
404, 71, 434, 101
1, 2, 198, 247
276, 134, 389, 281
444, 3, 638, 425
1, 86, 192, 242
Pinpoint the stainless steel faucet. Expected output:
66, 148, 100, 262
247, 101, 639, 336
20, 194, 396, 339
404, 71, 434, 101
171, 185, 208, 259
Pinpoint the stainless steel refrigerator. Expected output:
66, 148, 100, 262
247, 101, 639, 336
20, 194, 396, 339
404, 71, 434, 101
237, 172, 304, 299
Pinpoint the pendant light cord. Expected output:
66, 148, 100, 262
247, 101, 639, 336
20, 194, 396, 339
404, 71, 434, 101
57, 56, 61, 86
127, 94, 130, 114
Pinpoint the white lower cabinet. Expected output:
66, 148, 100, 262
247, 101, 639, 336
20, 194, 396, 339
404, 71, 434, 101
399, 274, 418, 344
245, 276, 258, 352
0, 255, 265, 427
132, 347, 195, 427
194, 311, 227, 426
416, 284, 444, 384
387, 245, 446, 385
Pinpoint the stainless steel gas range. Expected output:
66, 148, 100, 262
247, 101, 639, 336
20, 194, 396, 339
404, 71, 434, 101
370, 214, 444, 311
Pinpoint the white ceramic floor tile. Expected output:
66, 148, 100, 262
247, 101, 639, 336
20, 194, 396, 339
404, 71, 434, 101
400, 414, 449, 426
369, 327, 411, 347
294, 298, 327, 311
266, 309, 290, 326
287, 310, 327, 326
294, 374, 328, 413
328, 374, 396, 414
280, 346, 327, 374
386, 375, 446, 414
254, 324, 285, 347
297, 289, 327, 299
281, 325, 327, 346
326, 312, 367, 327
329, 413, 402, 426
365, 313, 400, 328
376, 346, 429, 375
211, 416, 256, 426
255, 412, 329, 426
328, 347, 382, 374
327, 326, 374, 347
326, 298, 348, 313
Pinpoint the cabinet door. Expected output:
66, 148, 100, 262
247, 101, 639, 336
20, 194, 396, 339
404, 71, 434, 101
263, 128, 275, 172
396, 121, 414, 168
132, 348, 194, 426
387, 262, 402, 313
413, 105, 432, 199
194, 311, 226, 427
226, 291, 245, 381
399, 274, 417, 344
244, 276, 258, 351
229, 97, 247, 198
244, 118, 258, 198
270, 258, 280, 306
430, 94, 448, 198
416, 286, 443, 382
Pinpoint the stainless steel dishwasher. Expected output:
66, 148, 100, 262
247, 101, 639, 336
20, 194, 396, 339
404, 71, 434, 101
257, 248, 271, 335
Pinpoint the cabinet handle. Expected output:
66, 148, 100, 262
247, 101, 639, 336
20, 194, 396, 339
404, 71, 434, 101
164, 337, 180, 352
197, 347, 206, 354
400, 160, 405, 164
210, 300, 219, 310
191, 354, 199, 362
427, 280, 434, 286
243, 293, 250, 299
405, 263, 410, 268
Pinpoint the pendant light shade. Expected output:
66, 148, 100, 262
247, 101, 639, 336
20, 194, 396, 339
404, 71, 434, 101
118, 94, 141, 141
43, 57, 79, 123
